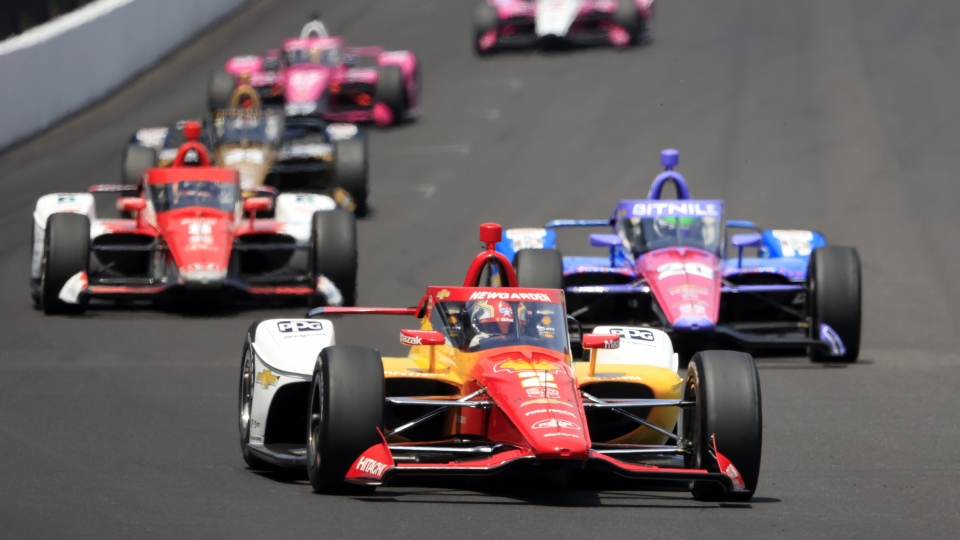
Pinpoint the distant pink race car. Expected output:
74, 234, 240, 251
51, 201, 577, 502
210, 19, 420, 127
473, 0, 654, 55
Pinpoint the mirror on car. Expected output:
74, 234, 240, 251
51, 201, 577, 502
243, 196, 273, 213
400, 329, 445, 347
116, 197, 146, 213
589, 233, 622, 248
731, 232, 763, 249
581, 333, 620, 350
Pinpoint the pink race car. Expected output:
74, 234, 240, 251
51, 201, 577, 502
209, 19, 420, 127
473, 0, 654, 55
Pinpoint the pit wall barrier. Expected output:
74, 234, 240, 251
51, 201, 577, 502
0, 0, 251, 150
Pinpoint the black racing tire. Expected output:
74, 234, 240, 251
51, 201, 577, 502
513, 249, 564, 289
332, 137, 369, 216
121, 144, 157, 186
682, 350, 762, 502
208, 70, 237, 112
238, 321, 278, 471
40, 213, 90, 315
375, 65, 405, 123
807, 246, 862, 363
307, 345, 385, 494
473, 2, 498, 56
613, 0, 642, 43
312, 209, 358, 306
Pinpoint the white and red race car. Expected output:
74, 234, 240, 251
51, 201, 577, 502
30, 122, 357, 314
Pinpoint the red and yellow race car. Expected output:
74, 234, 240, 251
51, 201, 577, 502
239, 224, 762, 501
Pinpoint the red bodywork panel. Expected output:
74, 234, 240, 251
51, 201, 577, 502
473, 347, 591, 460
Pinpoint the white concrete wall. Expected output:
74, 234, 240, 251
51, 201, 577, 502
0, 0, 251, 150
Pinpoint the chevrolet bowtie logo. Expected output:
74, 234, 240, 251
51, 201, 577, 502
256, 369, 279, 389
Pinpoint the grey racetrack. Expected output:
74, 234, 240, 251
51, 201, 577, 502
2, 0, 959, 538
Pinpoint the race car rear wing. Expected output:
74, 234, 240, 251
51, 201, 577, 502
545, 219, 612, 228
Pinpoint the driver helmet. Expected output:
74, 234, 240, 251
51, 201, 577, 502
471, 300, 515, 336
654, 216, 698, 238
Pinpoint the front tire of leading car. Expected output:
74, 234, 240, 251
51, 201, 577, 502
40, 213, 90, 315
238, 321, 277, 471
513, 248, 564, 289
682, 350, 762, 502
807, 246, 862, 363
307, 345, 384, 494
311, 209, 358, 306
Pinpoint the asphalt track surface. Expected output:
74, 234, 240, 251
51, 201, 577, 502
1, 0, 959, 537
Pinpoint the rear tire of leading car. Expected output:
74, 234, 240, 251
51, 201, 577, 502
376, 65, 405, 124
208, 71, 237, 112
312, 209, 358, 307
613, 0, 642, 44
40, 213, 90, 315
513, 249, 564, 289
682, 350, 762, 502
238, 321, 278, 471
307, 345, 384, 494
807, 246, 861, 363
473, 2, 498, 56
332, 138, 369, 217
122, 145, 157, 186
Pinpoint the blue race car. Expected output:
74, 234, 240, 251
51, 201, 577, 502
497, 149, 862, 363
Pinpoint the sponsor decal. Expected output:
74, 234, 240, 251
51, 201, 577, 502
383, 371, 448, 378
543, 432, 581, 439
505, 229, 546, 251
355, 457, 389, 478
678, 303, 708, 315
400, 333, 422, 346
256, 369, 279, 389
521, 398, 574, 408
469, 291, 552, 301
526, 387, 561, 398
532, 418, 580, 430
524, 408, 578, 418
277, 320, 323, 333
630, 202, 721, 218
771, 230, 814, 257
668, 285, 708, 299
495, 359, 561, 373
437, 289, 451, 300
607, 328, 656, 342
656, 262, 715, 281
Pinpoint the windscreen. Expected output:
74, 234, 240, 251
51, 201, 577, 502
150, 181, 237, 213
430, 300, 568, 354
617, 216, 721, 256
285, 46, 340, 67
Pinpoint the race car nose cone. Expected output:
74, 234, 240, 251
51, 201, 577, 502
180, 269, 227, 290
672, 316, 715, 332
